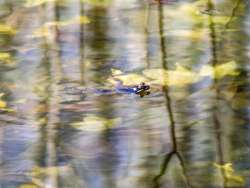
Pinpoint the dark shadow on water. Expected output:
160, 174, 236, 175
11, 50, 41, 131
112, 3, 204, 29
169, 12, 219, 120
208, 0, 227, 187
79, 0, 85, 85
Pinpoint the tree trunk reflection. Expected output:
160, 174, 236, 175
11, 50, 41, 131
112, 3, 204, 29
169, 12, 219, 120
152, 2, 193, 188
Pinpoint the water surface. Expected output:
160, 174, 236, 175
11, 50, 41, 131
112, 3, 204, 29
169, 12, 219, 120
0, 0, 250, 188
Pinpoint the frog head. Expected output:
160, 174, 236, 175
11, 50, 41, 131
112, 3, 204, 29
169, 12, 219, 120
135, 82, 150, 97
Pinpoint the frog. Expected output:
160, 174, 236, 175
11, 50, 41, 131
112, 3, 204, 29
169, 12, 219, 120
63, 82, 151, 98
115, 82, 151, 97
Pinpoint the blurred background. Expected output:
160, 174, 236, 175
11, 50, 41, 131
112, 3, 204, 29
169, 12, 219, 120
0, 0, 250, 187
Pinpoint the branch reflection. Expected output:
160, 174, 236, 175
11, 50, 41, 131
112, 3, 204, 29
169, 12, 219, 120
152, 2, 193, 188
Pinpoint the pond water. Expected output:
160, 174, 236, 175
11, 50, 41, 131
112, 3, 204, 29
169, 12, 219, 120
0, 0, 250, 188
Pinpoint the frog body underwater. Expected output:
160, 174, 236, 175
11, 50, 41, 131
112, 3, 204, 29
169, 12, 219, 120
63, 82, 151, 98
115, 82, 151, 97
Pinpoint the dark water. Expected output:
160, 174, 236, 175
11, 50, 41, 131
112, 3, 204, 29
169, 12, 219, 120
0, 0, 250, 188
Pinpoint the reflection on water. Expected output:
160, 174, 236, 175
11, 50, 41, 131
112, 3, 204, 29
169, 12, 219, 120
0, 0, 250, 187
